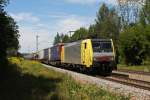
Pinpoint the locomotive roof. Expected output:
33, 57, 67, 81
91, 39, 112, 42
63, 39, 112, 47
63, 40, 82, 47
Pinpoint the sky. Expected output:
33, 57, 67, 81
5, 0, 117, 53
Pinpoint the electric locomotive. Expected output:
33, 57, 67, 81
61, 39, 116, 75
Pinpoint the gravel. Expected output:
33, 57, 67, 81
43, 64, 150, 100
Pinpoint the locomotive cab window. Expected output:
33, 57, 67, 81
92, 40, 112, 53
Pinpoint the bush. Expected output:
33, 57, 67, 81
119, 25, 150, 65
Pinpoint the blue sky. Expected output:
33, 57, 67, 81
5, 0, 117, 53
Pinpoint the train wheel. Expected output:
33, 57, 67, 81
80, 66, 87, 74
85, 67, 96, 75
78, 65, 83, 73
84, 67, 90, 75
103, 66, 112, 76
69, 64, 72, 70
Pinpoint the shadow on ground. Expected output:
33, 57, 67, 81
0, 63, 62, 100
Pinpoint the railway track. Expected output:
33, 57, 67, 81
69, 67, 150, 91
112, 70, 150, 83
96, 73, 150, 91
117, 69, 150, 76
43, 64, 150, 100
44, 63, 150, 91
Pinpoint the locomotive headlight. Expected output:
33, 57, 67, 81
94, 57, 97, 61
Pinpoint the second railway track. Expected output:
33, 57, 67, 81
95, 70, 150, 91
43, 64, 150, 100
44, 63, 150, 91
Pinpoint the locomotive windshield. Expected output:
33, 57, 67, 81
92, 40, 112, 53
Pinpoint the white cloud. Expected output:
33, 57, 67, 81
56, 15, 94, 34
9, 12, 53, 53
57, 17, 84, 33
10, 12, 40, 23
10, 12, 94, 53
19, 26, 53, 53
18, 15, 93, 53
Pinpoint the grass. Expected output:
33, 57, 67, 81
0, 57, 129, 100
118, 64, 150, 72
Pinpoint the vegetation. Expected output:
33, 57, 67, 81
0, 0, 20, 78
53, 33, 61, 45
119, 0, 150, 65
118, 64, 150, 72
119, 25, 150, 65
61, 34, 70, 43
140, 0, 150, 25
95, 4, 120, 41
0, 57, 129, 100
53, 27, 88, 45
71, 27, 88, 41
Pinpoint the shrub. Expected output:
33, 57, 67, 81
119, 25, 150, 65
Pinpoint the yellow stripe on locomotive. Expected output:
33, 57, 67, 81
81, 39, 93, 67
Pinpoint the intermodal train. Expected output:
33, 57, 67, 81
32, 39, 116, 75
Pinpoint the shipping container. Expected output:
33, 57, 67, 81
50, 43, 63, 62
43, 48, 50, 60
37, 50, 44, 60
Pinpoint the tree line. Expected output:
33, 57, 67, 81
0, 0, 20, 78
54, 1, 150, 66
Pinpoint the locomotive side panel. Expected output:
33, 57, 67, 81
63, 41, 82, 65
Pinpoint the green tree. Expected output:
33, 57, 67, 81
119, 0, 150, 65
120, 25, 150, 65
144, 25, 150, 60
140, 0, 150, 25
53, 33, 61, 45
62, 34, 70, 43
0, 0, 20, 77
95, 3, 120, 41
71, 27, 88, 41
88, 24, 97, 38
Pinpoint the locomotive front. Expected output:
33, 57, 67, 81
91, 39, 116, 74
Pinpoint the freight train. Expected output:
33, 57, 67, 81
33, 39, 116, 75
